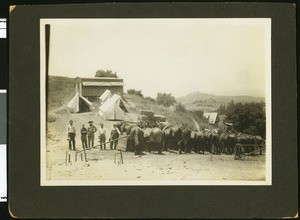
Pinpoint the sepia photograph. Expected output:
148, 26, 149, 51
40, 18, 271, 186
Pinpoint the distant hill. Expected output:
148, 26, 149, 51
177, 91, 265, 111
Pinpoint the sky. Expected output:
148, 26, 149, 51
42, 19, 270, 98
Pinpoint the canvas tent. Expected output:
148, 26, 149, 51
203, 112, 220, 124
99, 89, 113, 104
67, 92, 92, 113
98, 94, 129, 120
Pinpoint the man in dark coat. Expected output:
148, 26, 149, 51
80, 124, 88, 149
98, 123, 107, 150
87, 121, 97, 148
110, 124, 121, 150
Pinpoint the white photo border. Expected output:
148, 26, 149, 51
40, 18, 272, 186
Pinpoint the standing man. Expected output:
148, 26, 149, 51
80, 123, 88, 149
98, 123, 106, 150
110, 123, 121, 150
87, 121, 97, 148
67, 120, 76, 151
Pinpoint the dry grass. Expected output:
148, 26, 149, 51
124, 94, 210, 129
47, 75, 76, 111
47, 112, 57, 123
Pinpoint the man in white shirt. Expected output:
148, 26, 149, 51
67, 120, 76, 150
98, 123, 106, 150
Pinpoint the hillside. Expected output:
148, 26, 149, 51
124, 94, 210, 130
47, 75, 210, 130
177, 91, 265, 111
47, 75, 76, 111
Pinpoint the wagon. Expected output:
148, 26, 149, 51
233, 142, 266, 160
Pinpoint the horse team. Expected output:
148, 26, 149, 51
123, 122, 265, 156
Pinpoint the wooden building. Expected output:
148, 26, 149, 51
75, 77, 124, 98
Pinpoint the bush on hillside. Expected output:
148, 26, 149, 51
193, 109, 204, 118
95, 70, 118, 78
144, 96, 156, 103
217, 104, 226, 114
156, 92, 177, 107
127, 89, 143, 97
47, 112, 57, 123
175, 102, 187, 112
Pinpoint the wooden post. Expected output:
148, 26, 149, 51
120, 150, 124, 164
82, 147, 88, 162
65, 151, 73, 165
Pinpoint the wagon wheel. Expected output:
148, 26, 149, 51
240, 153, 245, 160
234, 154, 239, 160
233, 145, 237, 159
233, 144, 240, 160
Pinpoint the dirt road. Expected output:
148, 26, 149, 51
45, 111, 266, 184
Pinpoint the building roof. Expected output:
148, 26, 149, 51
76, 77, 123, 82
82, 81, 124, 87
203, 112, 220, 124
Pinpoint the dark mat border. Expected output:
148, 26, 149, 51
8, 2, 297, 219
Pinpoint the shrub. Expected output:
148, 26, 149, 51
95, 70, 118, 78
144, 96, 156, 103
47, 112, 57, 123
175, 102, 187, 112
127, 89, 144, 97
193, 109, 204, 118
156, 92, 176, 107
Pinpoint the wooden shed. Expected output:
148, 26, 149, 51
75, 77, 124, 98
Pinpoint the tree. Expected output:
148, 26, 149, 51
175, 102, 187, 112
225, 102, 266, 138
127, 89, 143, 97
156, 92, 177, 107
217, 104, 226, 114
193, 110, 204, 118
144, 96, 156, 103
95, 70, 118, 78
226, 100, 235, 114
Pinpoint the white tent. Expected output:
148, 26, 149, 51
67, 92, 92, 113
203, 112, 220, 124
99, 89, 113, 104
98, 94, 129, 120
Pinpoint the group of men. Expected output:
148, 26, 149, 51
67, 120, 121, 151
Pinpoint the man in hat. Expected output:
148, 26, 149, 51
80, 123, 88, 149
67, 120, 76, 150
98, 123, 106, 150
110, 123, 121, 150
87, 121, 97, 148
